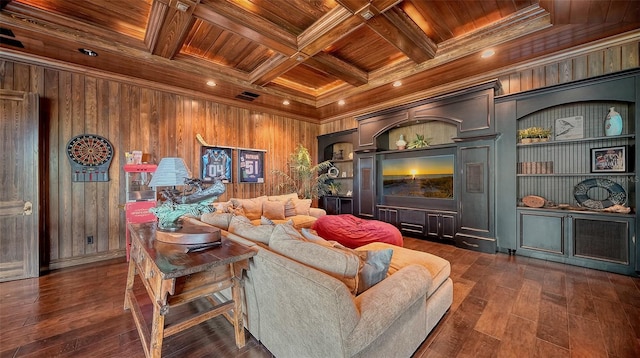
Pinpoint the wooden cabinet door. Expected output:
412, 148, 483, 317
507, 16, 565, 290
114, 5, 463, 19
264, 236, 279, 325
0, 90, 39, 281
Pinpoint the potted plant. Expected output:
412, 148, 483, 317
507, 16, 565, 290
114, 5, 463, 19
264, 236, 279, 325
272, 144, 333, 199
407, 134, 432, 149
326, 181, 341, 196
519, 127, 551, 143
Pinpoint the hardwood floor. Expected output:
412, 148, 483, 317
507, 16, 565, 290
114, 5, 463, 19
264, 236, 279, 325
1, 237, 639, 357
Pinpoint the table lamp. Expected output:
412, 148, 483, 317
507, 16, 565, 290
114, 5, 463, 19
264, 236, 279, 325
148, 157, 223, 244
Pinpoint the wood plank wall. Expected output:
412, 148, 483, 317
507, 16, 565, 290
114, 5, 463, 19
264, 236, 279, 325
0, 60, 319, 268
319, 39, 640, 135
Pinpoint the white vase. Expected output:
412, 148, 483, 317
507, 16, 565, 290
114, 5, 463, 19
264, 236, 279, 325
396, 135, 407, 150
604, 107, 623, 136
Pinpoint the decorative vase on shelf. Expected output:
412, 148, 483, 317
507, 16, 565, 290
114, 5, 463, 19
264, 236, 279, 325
396, 135, 407, 150
604, 107, 623, 136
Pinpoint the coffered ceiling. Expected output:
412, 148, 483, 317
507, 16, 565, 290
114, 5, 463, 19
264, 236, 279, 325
1, 0, 639, 122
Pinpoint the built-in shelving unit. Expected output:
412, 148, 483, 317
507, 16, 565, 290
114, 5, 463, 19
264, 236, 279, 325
318, 130, 356, 215
495, 69, 639, 275
516, 102, 635, 209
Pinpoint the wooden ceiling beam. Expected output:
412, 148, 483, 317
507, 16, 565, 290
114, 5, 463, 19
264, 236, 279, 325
194, 0, 297, 56
335, 0, 370, 14
251, 55, 303, 86
146, 0, 199, 59
304, 52, 368, 86
252, 6, 366, 89
297, 6, 356, 52
315, 5, 552, 107
370, 0, 403, 14
367, 6, 437, 63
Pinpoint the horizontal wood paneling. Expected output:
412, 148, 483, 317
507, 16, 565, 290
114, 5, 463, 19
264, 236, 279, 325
0, 59, 320, 268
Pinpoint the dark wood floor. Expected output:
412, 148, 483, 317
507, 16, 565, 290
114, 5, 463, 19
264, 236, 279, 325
1, 237, 639, 358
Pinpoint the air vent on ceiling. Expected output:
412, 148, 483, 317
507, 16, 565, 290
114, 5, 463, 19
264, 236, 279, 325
0, 37, 24, 48
235, 91, 260, 101
0, 27, 15, 37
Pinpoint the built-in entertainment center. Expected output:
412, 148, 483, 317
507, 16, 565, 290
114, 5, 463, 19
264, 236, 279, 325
320, 81, 501, 252
319, 69, 640, 276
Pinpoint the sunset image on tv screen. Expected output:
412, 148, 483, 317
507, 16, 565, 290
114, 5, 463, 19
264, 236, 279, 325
382, 155, 454, 199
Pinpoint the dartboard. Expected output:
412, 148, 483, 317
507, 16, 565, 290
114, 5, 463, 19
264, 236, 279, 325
66, 134, 114, 182
67, 134, 113, 166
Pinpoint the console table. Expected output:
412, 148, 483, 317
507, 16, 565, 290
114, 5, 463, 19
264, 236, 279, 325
124, 222, 256, 358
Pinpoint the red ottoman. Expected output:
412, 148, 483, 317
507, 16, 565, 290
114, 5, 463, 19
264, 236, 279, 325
311, 214, 403, 249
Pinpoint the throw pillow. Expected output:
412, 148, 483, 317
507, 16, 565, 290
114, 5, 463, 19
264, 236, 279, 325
300, 228, 392, 294
200, 212, 233, 230
293, 198, 311, 215
283, 198, 297, 217
260, 216, 276, 225
300, 228, 332, 245
356, 249, 393, 294
228, 215, 274, 245
228, 199, 245, 216
269, 224, 362, 295
235, 197, 266, 220
262, 200, 286, 220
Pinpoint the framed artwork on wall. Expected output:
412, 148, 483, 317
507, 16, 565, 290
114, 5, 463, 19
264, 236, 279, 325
201, 146, 233, 183
554, 116, 584, 140
238, 148, 265, 183
590, 145, 628, 173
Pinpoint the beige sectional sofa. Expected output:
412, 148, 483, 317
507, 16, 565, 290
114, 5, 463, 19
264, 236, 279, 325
189, 200, 453, 358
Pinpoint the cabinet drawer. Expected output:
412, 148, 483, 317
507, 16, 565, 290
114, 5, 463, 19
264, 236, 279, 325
400, 223, 424, 235
454, 233, 496, 253
399, 210, 426, 226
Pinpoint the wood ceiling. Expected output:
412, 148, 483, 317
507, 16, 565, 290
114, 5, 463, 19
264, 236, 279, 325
1, 0, 639, 122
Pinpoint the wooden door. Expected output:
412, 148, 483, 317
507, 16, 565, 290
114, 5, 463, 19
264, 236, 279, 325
0, 90, 39, 281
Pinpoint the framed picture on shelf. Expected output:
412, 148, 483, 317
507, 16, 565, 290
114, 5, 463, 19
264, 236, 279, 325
238, 148, 265, 183
201, 146, 233, 183
554, 116, 584, 140
590, 145, 628, 173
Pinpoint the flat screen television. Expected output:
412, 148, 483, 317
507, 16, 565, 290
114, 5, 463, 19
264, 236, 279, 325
377, 147, 456, 210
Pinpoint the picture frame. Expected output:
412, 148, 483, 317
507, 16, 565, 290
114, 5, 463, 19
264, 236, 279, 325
590, 145, 627, 173
200, 146, 233, 183
554, 116, 584, 140
238, 149, 265, 183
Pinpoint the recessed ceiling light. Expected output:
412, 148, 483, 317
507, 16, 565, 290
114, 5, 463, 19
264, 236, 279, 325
393, 81, 402, 87
282, 100, 290, 105
481, 49, 495, 58
78, 48, 98, 57
338, 99, 345, 105
206, 80, 216, 87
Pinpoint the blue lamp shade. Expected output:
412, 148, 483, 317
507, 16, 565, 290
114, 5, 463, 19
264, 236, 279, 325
148, 157, 192, 188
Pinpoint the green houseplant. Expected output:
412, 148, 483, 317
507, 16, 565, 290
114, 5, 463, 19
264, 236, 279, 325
407, 134, 432, 149
272, 144, 333, 199
326, 181, 341, 196
518, 127, 551, 143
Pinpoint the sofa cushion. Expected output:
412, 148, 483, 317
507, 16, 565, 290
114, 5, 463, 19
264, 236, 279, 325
301, 228, 392, 294
200, 212, 234, 230
263, 200, 286, 220
228, 215, 274, 245
269, 224, 361, 295
357, 242, 451, 297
